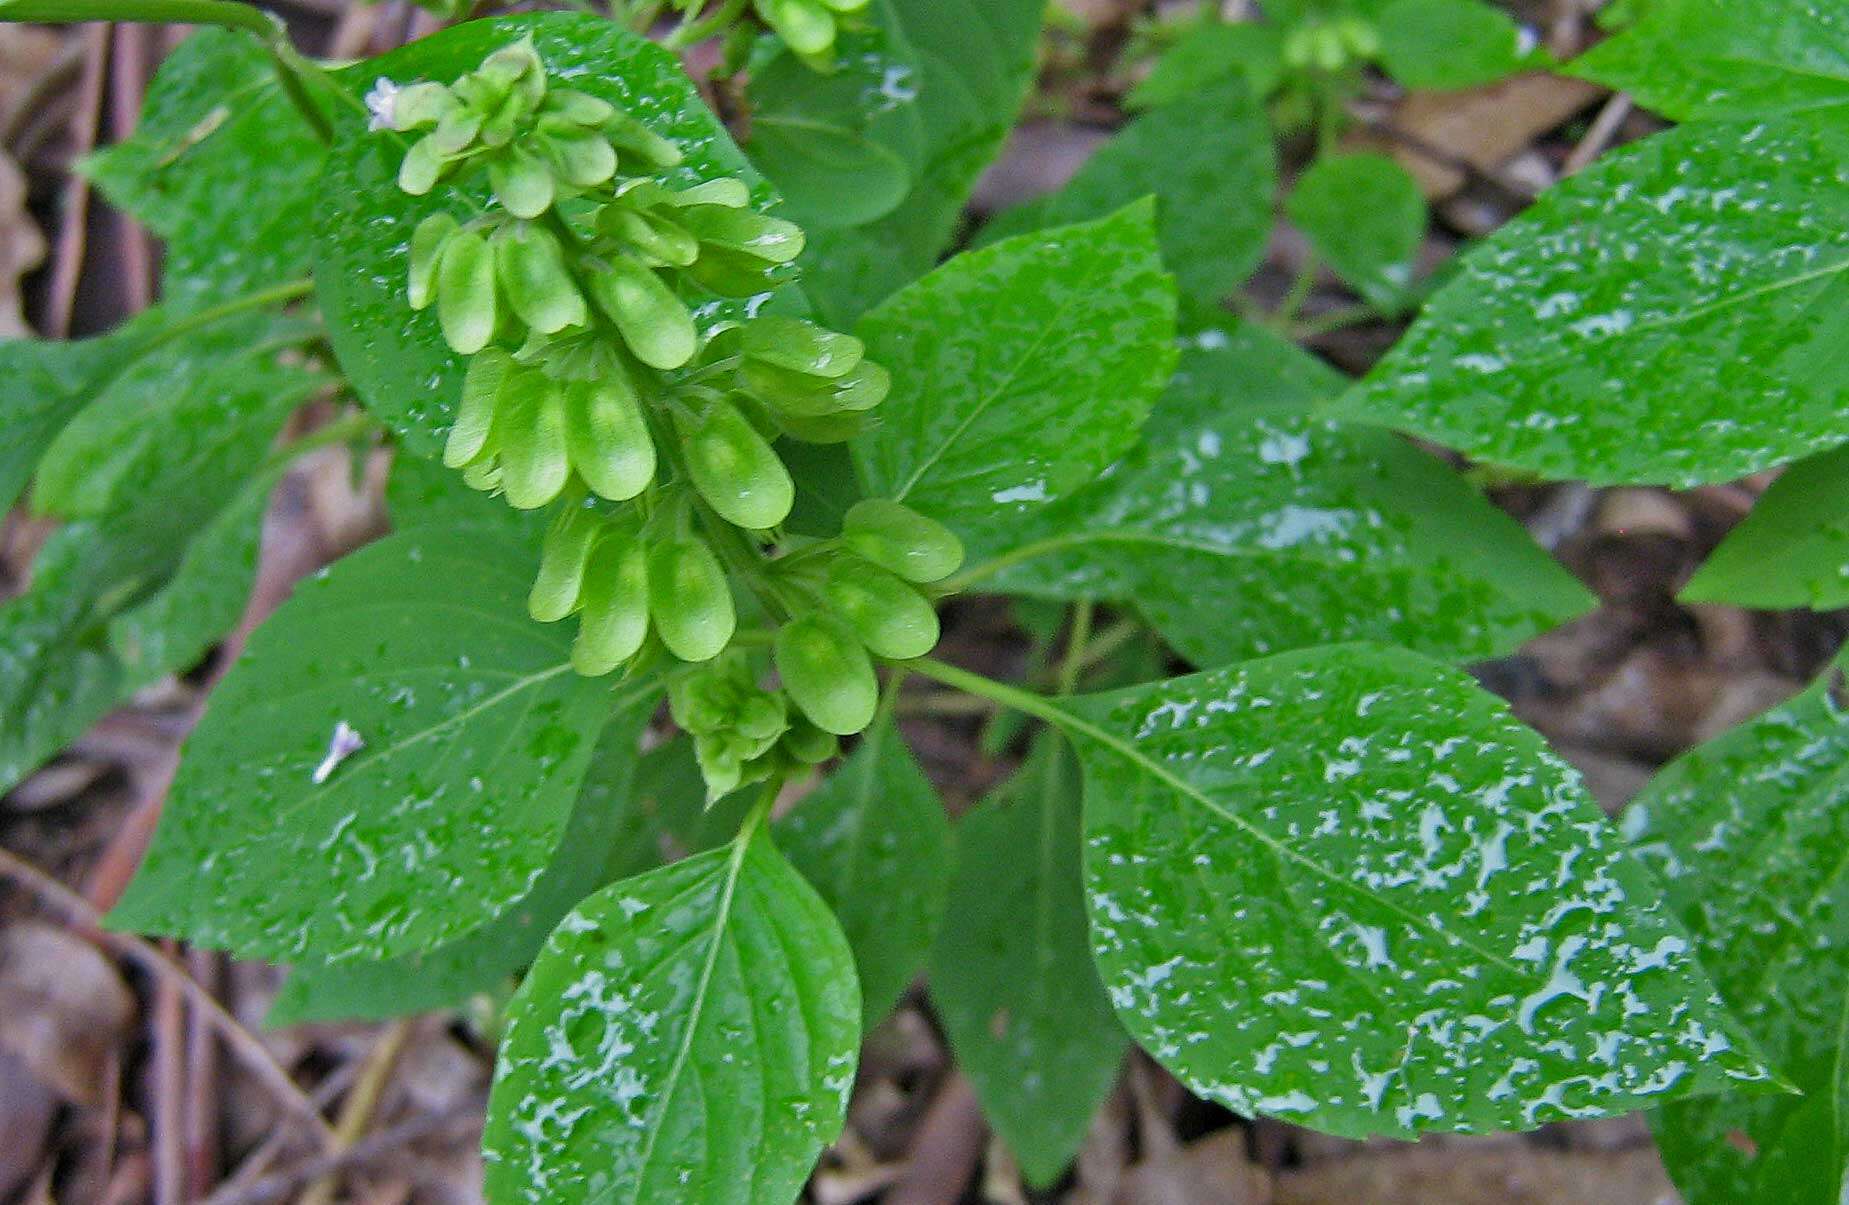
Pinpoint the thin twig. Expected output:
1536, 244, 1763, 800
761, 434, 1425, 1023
46, 21, 109, 337
298, 1019, 414, 1205
153, 940, 187, 1205
0, 845, 337, 1148
186, 949, 225, 1200
201, 1104, 481, 1205
108, 20, 156, 310
1563, 92, 1633, 176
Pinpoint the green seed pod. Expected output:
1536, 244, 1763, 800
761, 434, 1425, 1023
779, 714, 838, 765
572, 535, 650, 676
602, 109, 684, 168
775, 615, 877, 736
817, 0, 869, 10
407, 212, 458, 311
493, 224, 586, 336
755, 0, 836, 56
742, 358, 890, 417
772, 409, 869, 444
385, 81, 457, 130
529, 502, 602, 622
543, 89, 616, 127
1312, 25, 1347, 71
585, 255, 697, 370
841, 499, 964, 583
666, 178, 751, 208
436, 227, 497, 355
427, 106, 483, 155
648, 537, 736, 662
741, 315, 863, 378
683, 400, 795, 530
398, 134, 447, 196
461, 458, 502, 492
674, 204, 805, 264
683, 247, 783, 298
564, 378, 655, 502
488, 145, 555, 219
478, 36, 546, 110
824, 559, 940, 660
602, 207, 699, 267
539, 126, 618, 189
1282, 24, 1317, 70
1335, 16, 1380, 58
496, 373, 572, 509
444, 347, 512, 468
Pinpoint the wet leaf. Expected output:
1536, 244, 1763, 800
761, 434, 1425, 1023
269, 700, 656, 1024
797, 0, 1042, 325
853, 201, 1176, 562
1335, 114, 1849, 487
929, 732, 1127, 1188
82, 29, 327, 305
967, 321, 1592, 664
978, 81, 1276, 307
1058, 643, 1773, 1137
1570, 0, 1849, 120
313, 13, 770, 459
1376, 0, 1530, 91
779, 715, 952, 1027
1127, 21, 1286, 110
109, 526, 629, 963
483, 827, 859, 1202
1680, 442, 1849, 610
1287, 153, 1426, 311
1625, 661, 1849, 1203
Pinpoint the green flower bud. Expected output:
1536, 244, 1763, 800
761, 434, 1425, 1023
817, 0, 869, 10
573, 534, 650, 676
1336, 16, 1380, 59
601, 207, 700, 268
741, 316, 863, 378
648, 537, 735, 662
755, 0, 837, 56
542, 89, 616, 127
661, 177, 751, 209
682, 247, 784, 298
398, 134, 449, 196
1283, 24, 1317, 70
384, 81, 457, 130
488, 145, 555, 219
824, 559, 940, 660
495, 372, 571, 509
775, 615, 877, 736
841, 499, 964, 583
461, 459, 502, 492
585, 255, 697, 370
602, 108, 684, 169
477, 36, 546, 109
445, 347, 513, 468
407, 212, 458, 311
772, 409, 870, 444
529, 501, 602, 622
1313, 25, 1347, 71
742, 358, 889, 417
493, 223, 586, 336
436, 227, 497, 355
683, 400, 795, 530
427, 106, 483, 155
538, 126, 618, 190
564, 378, 655, 502
673, 204, 805, 264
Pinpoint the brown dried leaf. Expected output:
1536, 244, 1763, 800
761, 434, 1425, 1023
1116, 1129, 1273, 1205
0, 921, 134, 1104
1274, 1142, 1679, 1205
0, 150, 44, 338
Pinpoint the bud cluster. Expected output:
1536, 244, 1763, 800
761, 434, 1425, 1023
379, 39, 965, 792
1281, 16, 1380, 73
661, 0, 874, 72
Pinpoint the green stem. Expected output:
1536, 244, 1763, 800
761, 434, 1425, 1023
276, 410, 378, 464
0, 0, 277, 34
909, 657, 1071, 729
663, 0, 746, 49
732, 773, 780, 846
1055, 599, 1094, 697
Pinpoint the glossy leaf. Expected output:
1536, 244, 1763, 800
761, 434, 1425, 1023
313, 14, 770, 458
269, 700, 656, 1025
1334, 114, 1849, 487
385, 453, 544, 543
1570, 0, 1849, 120
483, 828, 859, 1202
930, 732, 1127, 1188
978, 81, 1276, 306
1681, 443, 1849, 610
779, 715, 952, 1027
797, 0, 1043, 325
109, 527, 625, 963
853, 202, 1177, 561
1127, 21, 1286, 110
82, 29, 326, 305
1055, 643, 1773, 1138
745, 20, 924, 229
1376, 0, 1529, 91
1287, 153, 1426, 311
1625, 664, 1849, 1202
967, 321, 1592, 664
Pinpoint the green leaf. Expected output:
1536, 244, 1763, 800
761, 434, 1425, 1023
313, 13, 771, 459
109, 526, 627, 964
853, 202, 1177, 561
978, 81, 1276, 306
0, 329, 320, 792
268, 699, 656, 1025
1376, 0, 1530, 91
1624, 664, 1849, 1202
1681, 443, 1849, 610
1570, 0, 1849, 120
1286, 153, 1426, 311
796, 0, 1043, 326
745, 20, 924, 229
779, 440, 865, 538
964, 321, 1592, 664
1333, 114, 1849, 487
483, 827, 860, 1203
929, 731, 1127, 1188
82, 29, 326, 305
1051, 643, 1774, 1138
1127, 21, 1286, 110
778, 715, 952, 1027
385, 452, 545, 543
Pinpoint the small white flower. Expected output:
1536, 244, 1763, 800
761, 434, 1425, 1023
312, 721, 366, 784
365, 77, 402, 132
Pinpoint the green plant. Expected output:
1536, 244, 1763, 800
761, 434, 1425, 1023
1, 0, 1843, 1199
